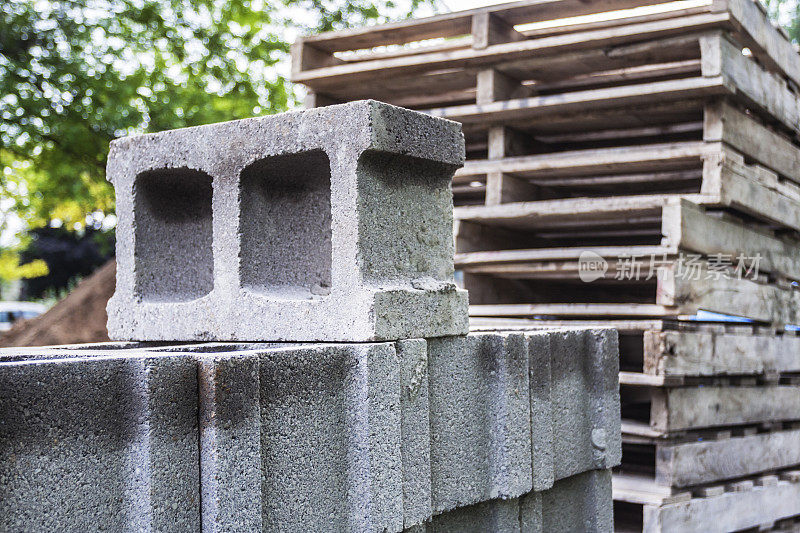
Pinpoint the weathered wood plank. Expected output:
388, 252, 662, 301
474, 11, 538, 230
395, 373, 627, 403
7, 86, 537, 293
467, 263, 799, 324
643, 475, 800, 532
619, 371, 682, 387
485, 173, 540, 204
456, 246, 673, 266
700, 33, 800, 136
644, 329, 800, 377
454, 194, 691, 232
469, 303, 674, 318
658, 429, 800, 487
476, 68, 530, 105
651, 385, 800, 432
472, 11, 525, 50
661, 264, 797, 324
293, 14, 728, 87
455, 201, 800, 280
613, 472, 690, 505
454, 143, 800, 233
496, 32, 701, 84
297, 0, 679, 53
714, 0, 800, 89
663, 199, 800, 281
520, 1, 712, 38
703, 146, 800, 232
430, 76, 728, 125
454, 141, 704, 181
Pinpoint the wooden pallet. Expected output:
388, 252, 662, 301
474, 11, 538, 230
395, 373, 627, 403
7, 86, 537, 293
453, 102, 800, 206
614, 469, 800, 532
454, 111, 800, 207
640, 323, 800, 377
295, 1, 800, 219
456, 144, 800, 229
455, 196, 800, 323
293, 4, 800, 529
293, 0, 799, 111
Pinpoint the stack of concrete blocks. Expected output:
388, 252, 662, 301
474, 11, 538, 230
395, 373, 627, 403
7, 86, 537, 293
0, 101, 621, 532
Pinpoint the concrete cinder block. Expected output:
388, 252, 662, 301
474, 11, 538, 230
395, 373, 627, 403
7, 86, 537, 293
0, 353, 200, 533
539, 469, 613, 532
548, 329, 621, 479
425, 496, 522, 532
398, 339, 434, 527
427, 332, 533, 513
526, 331, 555, 492
0, 328, 620, 532
197, 354, 263, 533
409, 468, 613, 532
257, 343, 403, 532
0, 343, 407, 533
106, 100, 468, 342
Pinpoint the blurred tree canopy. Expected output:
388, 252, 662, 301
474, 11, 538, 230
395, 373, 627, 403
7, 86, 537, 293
0, 0, 433, 233
766, 0, 800, 42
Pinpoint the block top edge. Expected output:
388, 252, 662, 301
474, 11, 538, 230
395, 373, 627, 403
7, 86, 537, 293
108, 99, 464, 167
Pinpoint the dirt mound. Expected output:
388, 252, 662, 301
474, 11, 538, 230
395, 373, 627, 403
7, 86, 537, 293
0, 260, 116, 347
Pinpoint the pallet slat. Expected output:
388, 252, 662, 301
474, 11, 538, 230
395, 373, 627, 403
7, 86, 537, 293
651, 385, 800, 432
658, 428, 800, 487
296, 0, 660, 53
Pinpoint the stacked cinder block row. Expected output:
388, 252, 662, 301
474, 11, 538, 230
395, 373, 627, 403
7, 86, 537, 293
292, 0, 800, 530
0, 328, 620, 532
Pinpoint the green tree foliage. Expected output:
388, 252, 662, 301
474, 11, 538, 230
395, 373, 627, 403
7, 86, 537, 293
0, 0, 433, 232
765, 0, 800, 42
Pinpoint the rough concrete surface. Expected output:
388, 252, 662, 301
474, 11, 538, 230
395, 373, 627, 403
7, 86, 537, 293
427, 333, 533, 513
106, 100, 468, 342
0, 353, 200, 533
539, 328, 621, 481
0, 329, 619, 532
408, 469, 612, 532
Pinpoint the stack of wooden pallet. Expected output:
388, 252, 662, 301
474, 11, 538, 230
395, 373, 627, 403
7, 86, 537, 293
293, 0, 800, 530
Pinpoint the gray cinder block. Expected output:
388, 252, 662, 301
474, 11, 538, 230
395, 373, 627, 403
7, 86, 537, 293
525, 328, 621, 490
0, 353, 200, 533
398, 339, 434, 528
548, 329, 621, 479
0, 343, 407, 533
539, 469, 613, 532
409, 468, 613, 532
0, 327, 620, 532
526, 332, 555, 492
257, 343, 403, 532
197, 354, 263, 533
427, 333, 533, 513
106, 100, 468, 342
425, 496, 522, 532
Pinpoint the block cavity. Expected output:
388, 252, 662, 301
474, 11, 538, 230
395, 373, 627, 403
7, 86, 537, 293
134, 167, 213, 302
